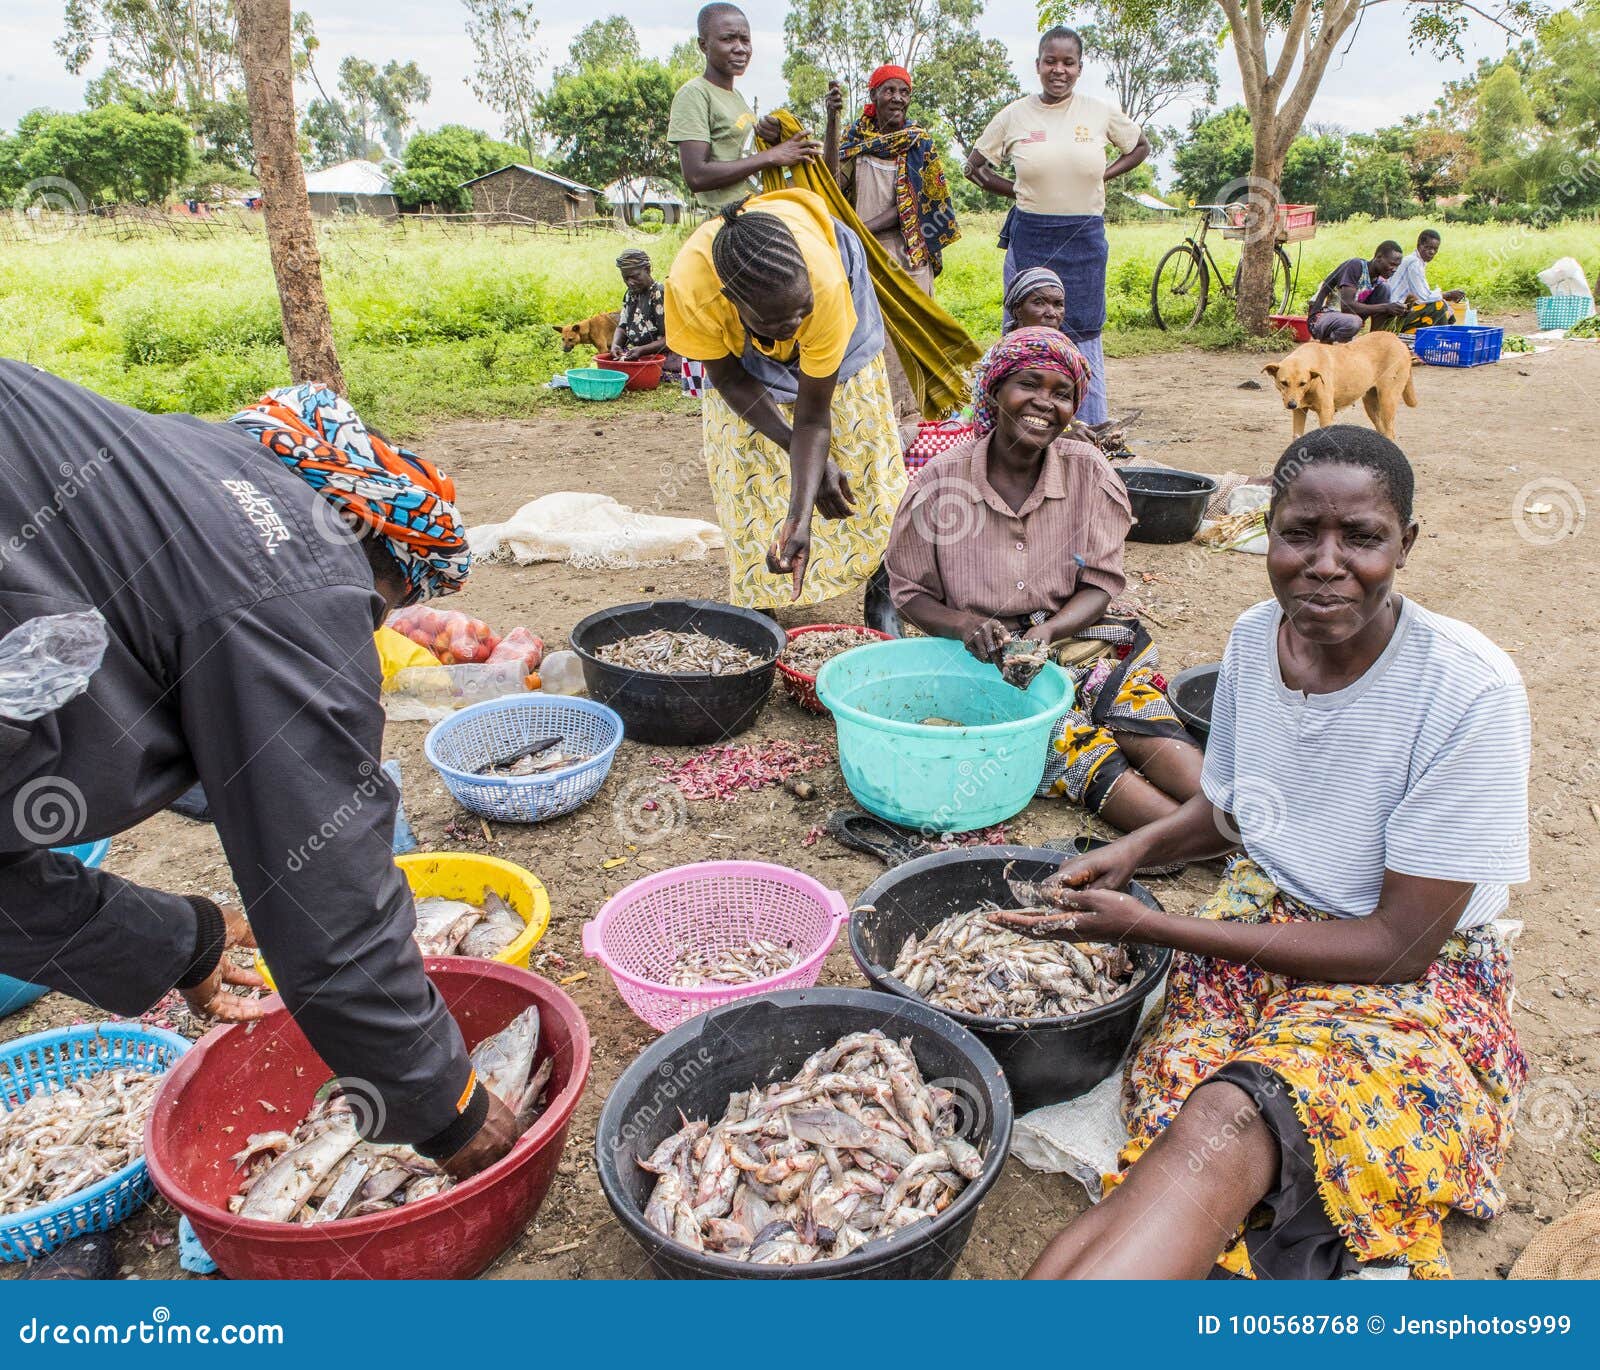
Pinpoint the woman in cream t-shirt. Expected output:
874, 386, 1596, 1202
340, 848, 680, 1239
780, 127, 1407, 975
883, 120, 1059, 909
965, 25, 1149, 424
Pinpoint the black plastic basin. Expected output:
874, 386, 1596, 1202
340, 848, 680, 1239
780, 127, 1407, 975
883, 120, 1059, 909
1168, 662, 1221, 746
594, 987, 1013, 1279
1118, 467, 1218, 543
569, 599, 786, 746
851, 847, 1171, 1113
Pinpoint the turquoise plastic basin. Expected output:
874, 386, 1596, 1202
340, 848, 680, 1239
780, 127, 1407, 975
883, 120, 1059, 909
815, 638, 1072, 833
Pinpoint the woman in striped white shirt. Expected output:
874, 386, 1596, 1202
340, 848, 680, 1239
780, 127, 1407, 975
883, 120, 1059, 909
1000, 425, 1531, 1280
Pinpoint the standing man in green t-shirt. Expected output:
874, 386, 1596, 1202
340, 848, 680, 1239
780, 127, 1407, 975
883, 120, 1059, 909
668, 3, 821, 209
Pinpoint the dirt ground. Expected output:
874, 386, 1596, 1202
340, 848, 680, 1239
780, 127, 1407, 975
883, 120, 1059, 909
6, 320, 1597, 1280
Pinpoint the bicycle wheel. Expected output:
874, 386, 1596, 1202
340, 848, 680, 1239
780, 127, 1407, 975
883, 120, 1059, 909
1231, 247, 1296, 315
1151, 244, 1208, 331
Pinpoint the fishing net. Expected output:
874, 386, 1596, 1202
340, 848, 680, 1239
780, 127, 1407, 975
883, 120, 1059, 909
1509, 1192, 1600, 1280
468, 492, 723, 570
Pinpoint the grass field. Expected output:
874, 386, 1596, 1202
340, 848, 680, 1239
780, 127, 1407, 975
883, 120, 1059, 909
0, 212, 1589, 434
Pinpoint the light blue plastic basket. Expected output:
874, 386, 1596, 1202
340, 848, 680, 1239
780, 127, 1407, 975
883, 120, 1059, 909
425, 694, 624, 823
1535, 295, 1593, 331
1, 1023, 190, 1261
0, 840, 113, 1018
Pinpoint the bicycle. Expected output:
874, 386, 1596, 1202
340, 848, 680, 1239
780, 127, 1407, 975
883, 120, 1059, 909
1150, 203, 1298, 331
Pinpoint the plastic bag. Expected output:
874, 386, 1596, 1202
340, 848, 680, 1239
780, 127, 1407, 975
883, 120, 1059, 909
382, 660, 532, 723
387, 606, 500, 665
0, 611, 109, 722
486, 626, 544, 675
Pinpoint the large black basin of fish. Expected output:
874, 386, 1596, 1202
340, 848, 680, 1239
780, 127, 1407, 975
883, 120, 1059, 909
594, 987, 1013, 1280
569, 598, 786, 746
851, 846, 1171, 1113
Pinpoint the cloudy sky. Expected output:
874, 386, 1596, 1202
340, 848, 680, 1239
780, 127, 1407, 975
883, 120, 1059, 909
2, 0, 1521, 177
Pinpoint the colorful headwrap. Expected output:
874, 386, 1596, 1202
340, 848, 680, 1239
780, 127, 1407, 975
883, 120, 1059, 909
615, 248, 652, 271
228, 384, 471, 601
1003, 266, 1065, 312
840, 66, 959, 274
970, 327, 1093, 437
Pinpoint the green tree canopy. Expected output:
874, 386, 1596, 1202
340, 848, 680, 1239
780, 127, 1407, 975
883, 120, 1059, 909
393, 123, 528, 210
538, 61, 682, 197
15, 104, 193, 205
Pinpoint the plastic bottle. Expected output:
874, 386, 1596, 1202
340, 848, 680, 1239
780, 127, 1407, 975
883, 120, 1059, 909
538, 649, 587, 695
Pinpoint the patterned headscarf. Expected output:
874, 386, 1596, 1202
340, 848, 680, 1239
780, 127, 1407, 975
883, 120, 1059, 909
1003, 266, 1064, 313
228, 384, 471, 601
615, 248, 651, 271
971, 327, 1093, 437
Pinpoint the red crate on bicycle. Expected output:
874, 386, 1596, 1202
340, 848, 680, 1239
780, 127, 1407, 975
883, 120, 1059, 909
1221, 203, 1318, 243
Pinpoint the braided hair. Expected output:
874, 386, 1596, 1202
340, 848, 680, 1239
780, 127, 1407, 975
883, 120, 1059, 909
710, 197, 808, 306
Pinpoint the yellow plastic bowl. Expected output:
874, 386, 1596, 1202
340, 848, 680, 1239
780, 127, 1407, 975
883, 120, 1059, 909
255, 852, 551, 991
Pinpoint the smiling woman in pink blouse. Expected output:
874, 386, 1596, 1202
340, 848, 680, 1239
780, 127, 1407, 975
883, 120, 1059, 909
886, 328, 1201, 833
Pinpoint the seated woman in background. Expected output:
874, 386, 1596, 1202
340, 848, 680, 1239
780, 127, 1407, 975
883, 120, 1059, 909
613, 249, 680, 376
1000, 425, 1530, 1280
885, 328, 1201, 834
1004, 267, 1067, 332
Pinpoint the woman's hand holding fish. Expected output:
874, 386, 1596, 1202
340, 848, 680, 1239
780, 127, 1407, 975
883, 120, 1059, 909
962, 615, 1011, 664
180, 904, 269, 1023
1049, 839, 1143, 896
991, 886, 1156, 944
440, 1091, 519, 1181
767, 516, 812, 601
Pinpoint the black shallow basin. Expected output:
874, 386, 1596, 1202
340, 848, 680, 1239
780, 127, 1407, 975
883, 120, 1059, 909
1169, 662, 1220, 746
851, 846, 1171, 1113
1118, 467, 1218, 543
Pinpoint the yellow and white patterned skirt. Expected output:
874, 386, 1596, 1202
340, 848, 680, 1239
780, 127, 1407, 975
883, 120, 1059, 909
701, 352, 907, 610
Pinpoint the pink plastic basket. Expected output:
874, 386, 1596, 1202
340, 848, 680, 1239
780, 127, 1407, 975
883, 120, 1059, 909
581, 861, 850, 1032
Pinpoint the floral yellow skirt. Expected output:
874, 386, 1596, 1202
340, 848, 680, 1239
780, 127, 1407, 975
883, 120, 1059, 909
702, 352, 907, 610
1110, 858, 1526, 1279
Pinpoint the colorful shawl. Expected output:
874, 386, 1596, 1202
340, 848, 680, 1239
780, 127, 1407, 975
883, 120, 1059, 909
839, 116, 960, 274
971, 327, 1092, 437
228, 384, 471, 601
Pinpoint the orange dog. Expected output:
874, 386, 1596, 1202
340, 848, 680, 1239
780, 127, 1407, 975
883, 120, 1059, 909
1262, 332, 1418, 439
553, 311, 621, 354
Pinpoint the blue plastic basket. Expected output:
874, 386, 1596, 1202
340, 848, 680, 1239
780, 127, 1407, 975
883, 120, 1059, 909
0, 840, 115, 1018
1, 1023, 190, 1261
1413, 325, 1503, 368
425, 694, 624, 823
1536, 295, 1593, 331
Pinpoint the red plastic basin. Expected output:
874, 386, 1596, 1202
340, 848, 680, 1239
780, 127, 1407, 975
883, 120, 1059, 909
595, 352, 664, 391
1268, 314, 1311, 343
145, 960, 590, 1279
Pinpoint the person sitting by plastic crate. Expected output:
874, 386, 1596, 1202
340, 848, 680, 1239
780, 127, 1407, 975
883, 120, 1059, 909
1385, 229, 1465, 333
0, 365, 517, 1187
1306, 241, 1407, 342
613, 249, 681, 377
885, 328, 1202, 836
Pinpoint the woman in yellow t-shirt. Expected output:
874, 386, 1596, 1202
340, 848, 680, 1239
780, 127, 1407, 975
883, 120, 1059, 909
665, 188, 906, 615
963, 25, 1150, 426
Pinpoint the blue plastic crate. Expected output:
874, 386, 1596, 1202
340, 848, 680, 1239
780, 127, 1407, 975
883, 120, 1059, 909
1, 1023, 189, 1261
0, 840, 113, 1018
1413, 325, 1503, 368
425, 694, 624, 823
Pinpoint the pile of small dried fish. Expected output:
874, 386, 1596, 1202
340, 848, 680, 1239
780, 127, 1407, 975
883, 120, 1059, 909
997, 638, 1050, 690
475, 735, 579, 778
891, 906, 1139, 1019
595, 630, 770, 676
230, 1006, 551, 1224
781, 629, 876, 676
663, 938, 799, 988
639, 1029, 982, 1264
0, 1069, 162, 1214
413, 890, 524, 958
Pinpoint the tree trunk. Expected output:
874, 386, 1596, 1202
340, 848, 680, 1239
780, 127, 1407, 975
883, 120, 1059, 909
236, 0, 346, 393
1235, 120, 1286, 335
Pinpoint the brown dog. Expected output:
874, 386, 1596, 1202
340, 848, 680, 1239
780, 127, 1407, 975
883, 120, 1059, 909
1262, 332, 1418, 439
553, 311, 621, 354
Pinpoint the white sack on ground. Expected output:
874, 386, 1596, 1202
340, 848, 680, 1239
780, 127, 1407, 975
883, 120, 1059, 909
469, 492, 724, 569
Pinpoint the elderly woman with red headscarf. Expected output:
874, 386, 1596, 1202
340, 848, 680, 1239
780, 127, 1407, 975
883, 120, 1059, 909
886, 329, 1202, 833
823, 64, 960, 297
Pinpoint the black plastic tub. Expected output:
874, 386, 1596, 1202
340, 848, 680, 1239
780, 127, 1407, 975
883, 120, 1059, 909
1169, 662, 1220, 746
851, 847, 1171, 1114
1118, 467, 1218, 543
595, 987, 1013, 1279
569, 599, 786, 746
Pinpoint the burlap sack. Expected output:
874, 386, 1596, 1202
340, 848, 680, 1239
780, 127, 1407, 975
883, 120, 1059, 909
1508, 1192, 1600, 1280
